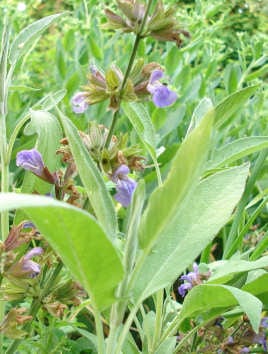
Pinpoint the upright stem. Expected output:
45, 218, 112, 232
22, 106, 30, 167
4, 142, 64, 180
92, 304, 106, 354
105, 0, 154, 148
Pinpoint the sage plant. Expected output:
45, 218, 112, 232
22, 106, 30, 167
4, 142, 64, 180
0, 1, 267, 353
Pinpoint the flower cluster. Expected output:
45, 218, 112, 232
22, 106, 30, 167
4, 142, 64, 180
104, 0, 190, 46
178, 263, 211, 297
71, 66, 178, 114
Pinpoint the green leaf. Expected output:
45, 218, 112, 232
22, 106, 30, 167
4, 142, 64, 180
155, 337, 176, 354
122, 102, 160, 181
208, 256, 268, 284
138, 110, 214, 251
20, 110, 62, 195
180, 284, 262, 332
9, 14, 63, 66
187, 98, 213, 135
130, 164, 249, 303
207, 137, 268, 170
242, 273, 268, 302
0, 193, 123, 310
215, 85, 259, 128
56, 109, 117, 239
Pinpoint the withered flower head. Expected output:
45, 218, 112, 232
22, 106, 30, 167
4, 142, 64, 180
0, 308, 32, 339
103, 0, 190, 47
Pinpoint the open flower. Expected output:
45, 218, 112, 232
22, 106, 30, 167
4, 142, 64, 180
178, 263, 211, 297
147, 69, 177, 108
16, 149, 45, 177
16, 149, 56, 184
7, 247, 43, 279
111, 165, 137, 207
71, 92, 89, 114
178, 262, 199, 297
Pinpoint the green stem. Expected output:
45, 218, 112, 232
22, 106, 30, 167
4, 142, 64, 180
92, 304, 105, 354
173, 322, 203, 353
105, 0, 154, 148
6, 262, 63, 354
113, 302, 140, 354
150, 290, 164, 352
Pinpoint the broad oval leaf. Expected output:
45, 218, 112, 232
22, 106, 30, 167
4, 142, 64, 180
130, 164, 249, 303
56, 109, 117, 239
0, 193, 123, 310
179, 284, 262, 332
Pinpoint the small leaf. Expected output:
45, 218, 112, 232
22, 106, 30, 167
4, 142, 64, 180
179, 284, 262, 332
122, 102, 159, 180
0, 193, 124, 310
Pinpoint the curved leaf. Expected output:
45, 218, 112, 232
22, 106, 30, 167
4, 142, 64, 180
9, 14, 63, 66
56, 109, 117, 239
0, 193, 123, 310
207, 137, 268, 170
179, 284, 262, 332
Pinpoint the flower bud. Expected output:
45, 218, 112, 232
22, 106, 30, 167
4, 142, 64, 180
7, 247, 43, 279
71, 92, 89, 114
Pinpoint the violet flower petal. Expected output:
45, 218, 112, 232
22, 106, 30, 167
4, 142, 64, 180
114, 177, 137, 207
151, 85, 178, 108
149, 69, 164, 84
16, 149, 45, 176
113, 164, 130, 177
71, 92, 89, 114
261, 317, 268, 328
178, 282, 192, 297
23, 247, 43, 261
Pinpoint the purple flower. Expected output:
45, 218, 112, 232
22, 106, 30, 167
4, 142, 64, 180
111, 165, 137, 207
254, 333, 267, 351
147, 69, 178, 108
178, 263, 200, 297
71, 92, 89, 114
261, 317, 268, 329
22, 247, 43, 278
240, 348, 250, 353
16, 149, 45, 177
8, 247, 43, 278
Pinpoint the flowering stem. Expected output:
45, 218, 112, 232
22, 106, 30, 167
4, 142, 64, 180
6, 262, 63, 354
105, 0, 154, 148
